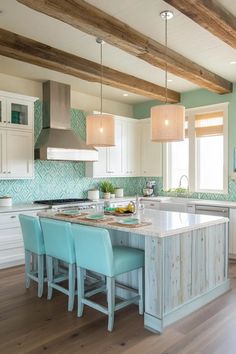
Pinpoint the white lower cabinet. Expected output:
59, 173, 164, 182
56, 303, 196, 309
0, 129, 34, 179
140, 119, 162, 177
229, 208, 236, 258
0, 209, 46, 269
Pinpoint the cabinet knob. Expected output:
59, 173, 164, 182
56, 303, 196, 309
2, 171, 6, 174
10, 215, 16, 219
7, 171, 11, 174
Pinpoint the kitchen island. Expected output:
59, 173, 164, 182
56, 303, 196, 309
38, 209, 230, 333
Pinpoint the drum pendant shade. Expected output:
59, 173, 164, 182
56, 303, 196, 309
151, 104, 185, 142
86, 114, 115, 146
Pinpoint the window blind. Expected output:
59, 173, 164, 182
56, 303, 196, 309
195, 111, 223, 137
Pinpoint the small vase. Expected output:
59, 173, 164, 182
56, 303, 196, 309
103, 192, 111, 199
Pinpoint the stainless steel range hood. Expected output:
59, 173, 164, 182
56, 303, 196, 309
35, 81, 98, 161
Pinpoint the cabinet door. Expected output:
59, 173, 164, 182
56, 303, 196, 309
229, 209, 236, 257
91, 147, 108, 177
6, 130, 33, 179
0, 130, 7, 177
0, 96, 7, 127
125, 121, 140, 176
7, 98, 33, 129
107, 118, 124, 176
141, 120, 162, 176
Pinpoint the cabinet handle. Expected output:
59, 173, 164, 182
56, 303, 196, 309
2, 171, 6, 174
10, 215, 16, 219
3, 121, 6, 123
7, 171, 11, 174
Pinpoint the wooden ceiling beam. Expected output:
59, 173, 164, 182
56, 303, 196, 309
164, 0, 236, 50
17, 0, 233, 94
0, 28, 180, 102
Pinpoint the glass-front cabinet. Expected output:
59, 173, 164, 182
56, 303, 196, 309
0, 94, 33, 129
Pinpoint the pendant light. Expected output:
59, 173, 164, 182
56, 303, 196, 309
86, 38, 115, 147
151, 10, 185, 142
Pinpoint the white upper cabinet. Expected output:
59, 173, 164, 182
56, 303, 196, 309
107, 118, 124, 176
86, 116, 162, 178
140, 119, 162, 177
6, 130, 33, 178
0, 130, 33, 179
124, 120, 140, 176
0, 91, 37, 180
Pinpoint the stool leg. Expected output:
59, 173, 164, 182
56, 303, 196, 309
138, 267, 144, 315
107, 277, 115, 332
24, 250, 31, 288
37, 255, 44, 298
46, 256, 53, 300
77, 266, 85, 317
68, 263, 75, 311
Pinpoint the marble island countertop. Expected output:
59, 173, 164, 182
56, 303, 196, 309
38, 209, 228, 238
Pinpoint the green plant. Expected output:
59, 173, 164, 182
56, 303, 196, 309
100, 181, 114, 193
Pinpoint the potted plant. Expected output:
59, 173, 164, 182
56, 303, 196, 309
100, 181, 114, 199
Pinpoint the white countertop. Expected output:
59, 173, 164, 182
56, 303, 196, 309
38, 209, 228, 238
0, 203, 49, 213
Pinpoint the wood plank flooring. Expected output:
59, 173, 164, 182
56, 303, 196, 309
0, 263, 236, 354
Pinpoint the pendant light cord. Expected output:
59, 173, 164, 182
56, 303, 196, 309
165, 14, 168, 105
100, 41, 103, 114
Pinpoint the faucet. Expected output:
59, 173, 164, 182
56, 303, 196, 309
178, 175, 189, 192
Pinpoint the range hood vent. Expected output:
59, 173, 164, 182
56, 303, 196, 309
35, 81, 98, 161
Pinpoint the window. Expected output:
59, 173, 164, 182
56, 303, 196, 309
164, 103, 228, 194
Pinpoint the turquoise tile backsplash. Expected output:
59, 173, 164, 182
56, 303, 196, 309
0, 101, 162, 203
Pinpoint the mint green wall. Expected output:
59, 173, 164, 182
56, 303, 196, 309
133, 83, 236, 200
0, 101, 162, 203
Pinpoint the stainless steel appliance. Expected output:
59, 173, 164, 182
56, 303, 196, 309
34, 198, 103, 213
35, 81, 98, 162
195, 205, 229, 217
143, 181, 156, 197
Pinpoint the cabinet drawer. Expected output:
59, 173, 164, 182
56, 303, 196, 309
0, 228, 22, 243
0, 246, 24, 259
0, 213, 20, 229
141, 200, 160, 210
0, 210, 41, 229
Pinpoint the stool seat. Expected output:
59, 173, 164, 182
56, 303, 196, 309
112, 246, 144, 276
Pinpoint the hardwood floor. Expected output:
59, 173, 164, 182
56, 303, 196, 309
1, 263, 236, 354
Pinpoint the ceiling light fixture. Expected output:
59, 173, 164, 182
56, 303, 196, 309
230, 61, 236, 65
86, 38, 115, 147
151, 10, 185, 142
123, 93, 129, 97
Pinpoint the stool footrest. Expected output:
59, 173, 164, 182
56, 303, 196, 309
82, 298, 108, 315
49, 282, 69, 296
115, 295, 140, 311
115, 281, 139, 295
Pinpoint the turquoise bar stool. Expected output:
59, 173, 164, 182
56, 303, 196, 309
72, 224, 144, 332
40, 218, 76, 311
19, 214, 46, 298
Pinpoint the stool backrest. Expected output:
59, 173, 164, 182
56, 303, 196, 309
19, 214, 45, 255
40, 218, 75, 263
72, 224, 113, 276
